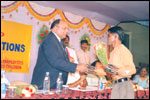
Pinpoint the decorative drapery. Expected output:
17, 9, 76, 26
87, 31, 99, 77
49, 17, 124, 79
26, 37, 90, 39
1, 1, 110, 36
1, 1, 110, 83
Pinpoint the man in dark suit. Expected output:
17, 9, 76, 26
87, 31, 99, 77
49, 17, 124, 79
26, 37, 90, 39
31, 19, 88, 89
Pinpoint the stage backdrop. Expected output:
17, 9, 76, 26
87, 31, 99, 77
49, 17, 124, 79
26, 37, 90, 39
1, 1, 110, 83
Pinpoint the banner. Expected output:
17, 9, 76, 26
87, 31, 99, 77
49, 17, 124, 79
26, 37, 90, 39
1, 20, 33, 73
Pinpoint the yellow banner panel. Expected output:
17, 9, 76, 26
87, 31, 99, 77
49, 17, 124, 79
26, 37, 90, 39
1, 20, 33, 73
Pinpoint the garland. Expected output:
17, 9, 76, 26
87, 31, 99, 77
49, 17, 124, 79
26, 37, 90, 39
37, 25, 50, 44
1, 1, 110, 36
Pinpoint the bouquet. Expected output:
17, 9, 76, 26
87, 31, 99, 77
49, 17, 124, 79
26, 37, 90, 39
93, 42, 108, 65
93, 42, 118, 71
93, 42, 115, 83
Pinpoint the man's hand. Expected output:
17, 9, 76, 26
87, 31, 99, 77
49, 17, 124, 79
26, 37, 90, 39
76, 64, 88, 74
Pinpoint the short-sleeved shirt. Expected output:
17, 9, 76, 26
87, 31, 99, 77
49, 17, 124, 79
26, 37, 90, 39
109, 44, 136, 80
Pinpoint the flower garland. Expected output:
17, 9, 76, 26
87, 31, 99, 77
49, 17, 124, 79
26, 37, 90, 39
37, 25, 50, 44
80, 34, 91, 51
2, 1, 110, 36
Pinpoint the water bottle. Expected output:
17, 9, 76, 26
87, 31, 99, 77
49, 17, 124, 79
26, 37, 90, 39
97, 77, 103, 91
56, 72, 63, 94
1, 70, 10, 98
43, 72, 50, 94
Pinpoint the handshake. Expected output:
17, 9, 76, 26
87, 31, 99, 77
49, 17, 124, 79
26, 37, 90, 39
76, 64, 119, 76
76, 64, 97, 76
76, 64, 89, 74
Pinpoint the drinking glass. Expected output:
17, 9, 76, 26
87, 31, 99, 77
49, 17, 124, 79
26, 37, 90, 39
8, 86, 16, 98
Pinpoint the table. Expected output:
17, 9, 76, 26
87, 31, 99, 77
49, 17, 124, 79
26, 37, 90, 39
4, 89, 149, 99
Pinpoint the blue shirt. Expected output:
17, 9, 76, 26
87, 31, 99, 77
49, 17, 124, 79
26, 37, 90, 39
132, 75, 149, 88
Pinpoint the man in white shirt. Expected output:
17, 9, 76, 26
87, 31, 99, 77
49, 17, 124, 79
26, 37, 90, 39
76, 40, 91, 65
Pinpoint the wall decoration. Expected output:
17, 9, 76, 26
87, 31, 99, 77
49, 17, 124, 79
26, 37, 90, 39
37, 25, 50, 44
1, 1, 110, 83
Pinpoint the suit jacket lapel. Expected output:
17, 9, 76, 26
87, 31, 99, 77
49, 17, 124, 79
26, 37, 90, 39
50, 32, 69, 61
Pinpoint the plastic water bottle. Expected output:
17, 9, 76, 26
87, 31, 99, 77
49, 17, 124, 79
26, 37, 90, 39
56, 72, 63, 94
98, 77, 103, 91
43, 72, 50, 94
1, 70, 10, 98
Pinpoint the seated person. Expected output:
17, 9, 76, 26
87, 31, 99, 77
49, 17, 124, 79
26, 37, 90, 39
93, 60, 107, 76
132, 66, 149, 89
86, 60, 107, 86
68, 60, 107, 89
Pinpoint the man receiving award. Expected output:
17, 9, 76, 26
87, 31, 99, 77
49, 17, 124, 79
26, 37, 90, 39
94, 26, 136, 99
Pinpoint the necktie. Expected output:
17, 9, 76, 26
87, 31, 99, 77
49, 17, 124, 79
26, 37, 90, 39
60, 41, 69, 61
